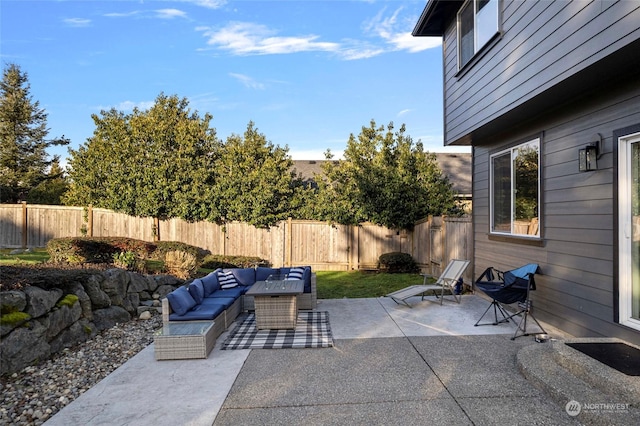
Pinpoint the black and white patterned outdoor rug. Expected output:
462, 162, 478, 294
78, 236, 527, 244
221, 311, 334, 350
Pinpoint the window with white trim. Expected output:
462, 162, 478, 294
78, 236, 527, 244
458, 0, 500, 69
490, 138, 540, 237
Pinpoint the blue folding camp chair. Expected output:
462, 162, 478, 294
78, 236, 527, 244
474, 263, 546, 340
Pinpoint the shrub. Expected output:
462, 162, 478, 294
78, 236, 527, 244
164, 250, 198, 279
200, 255, 268, 270
378, 252, 418, 273
47, 237, 156, 264
112, 251, 138, 270
152, 241, 208, 262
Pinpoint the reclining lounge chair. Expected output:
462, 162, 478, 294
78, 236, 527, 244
386, 259, 470, 308
474, 263, 546, 340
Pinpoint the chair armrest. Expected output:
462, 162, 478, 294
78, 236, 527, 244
161, 298, 171, 323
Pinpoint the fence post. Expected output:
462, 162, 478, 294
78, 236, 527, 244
87, 205, 94, 237
285, 217, 292, 267
153, 217, 160, 241
221, 226, 226, 256
354, 224, 360, 270
21, 202, 27, 248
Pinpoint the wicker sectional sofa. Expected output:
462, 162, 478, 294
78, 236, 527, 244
161, 266, 317, 340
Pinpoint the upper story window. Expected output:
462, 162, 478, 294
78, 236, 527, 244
490, 138, 540, 238
458, 0, 500, 69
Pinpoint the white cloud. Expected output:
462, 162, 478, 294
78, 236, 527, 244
103, 11, 140, 18
198, 22, 340, 56
398, 109, 411, 116
179, 0, 227, 9
338, 42, 386, 60
155, 9, 188, 19
63, 18, 91, 27
229, 73, 265, 90
363, 7, 441, 53
196, 6, 440, 60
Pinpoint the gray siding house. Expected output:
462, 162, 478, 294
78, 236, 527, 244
414, 0, 640, 344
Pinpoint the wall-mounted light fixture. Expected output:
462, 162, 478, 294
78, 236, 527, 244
579, 133, 602, 172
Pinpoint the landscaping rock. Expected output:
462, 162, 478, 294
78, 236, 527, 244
49, 319, 93, 353
92, 306, 130, 331
138, 290, 152, 301
82, 275, 111, 309
124, 293, 140, 315
101, 268, 129, 306
1, 290, 27, 312
70, 282, 93, 320
24, 286, 63, 318
0, 321, 50, 375
138, 310, 152, 320
155, 284, 175, 299
43, 303, 82, 341
127, 272, 149, 293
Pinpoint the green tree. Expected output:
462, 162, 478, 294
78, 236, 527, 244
64, 93, 221, 221
0, 63, 69, 202
27, 159, 69, 204
315, 120, 458, 229
214, 121, 301, 228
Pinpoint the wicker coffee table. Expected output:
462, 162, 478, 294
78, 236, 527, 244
246, 279, 304, 330
154, 321, 216, 360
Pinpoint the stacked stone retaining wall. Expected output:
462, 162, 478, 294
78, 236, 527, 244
0, 269, 182, 375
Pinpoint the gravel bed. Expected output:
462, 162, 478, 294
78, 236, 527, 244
0, 314, 163, 425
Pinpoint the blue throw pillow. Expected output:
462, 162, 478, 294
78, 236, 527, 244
229, 268, 256, 286
217, 270, 239, 289
166, 286, 197, 316
188, 279, 204, 304
201, 271, 220, 296
256, 267, 279, 281
286, 267, 305, 281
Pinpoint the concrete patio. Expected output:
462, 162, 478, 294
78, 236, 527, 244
45, 294, 639, 425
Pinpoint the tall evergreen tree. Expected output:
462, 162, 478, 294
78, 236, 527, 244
314, 120, 459, 229
64, 93, 221, 221
27, 160, 69, 205
0, 63, 68, 202
213, 121, 300, 228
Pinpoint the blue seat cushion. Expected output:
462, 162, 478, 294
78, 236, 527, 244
166, 286, 197, 316
208, 286, 246, 299
202, 296, 236, 309
201, 270, 221, 296
168, 303, 225, 321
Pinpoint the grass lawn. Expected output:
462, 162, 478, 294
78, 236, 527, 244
316, 270, 430, 299
0, 249, 430, 299
0, 248, 50, 265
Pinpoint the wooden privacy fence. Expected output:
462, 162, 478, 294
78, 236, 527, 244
0, 203, 474, 283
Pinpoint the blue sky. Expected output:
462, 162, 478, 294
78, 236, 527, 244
2, 0, 469, 164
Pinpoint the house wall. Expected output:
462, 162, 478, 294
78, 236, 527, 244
472, 75, 640, 345
442, 0, 640, 145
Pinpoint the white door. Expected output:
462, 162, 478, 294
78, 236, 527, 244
618, 132, 640, 331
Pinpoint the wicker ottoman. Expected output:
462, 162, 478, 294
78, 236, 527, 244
154, 321, 216, 360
